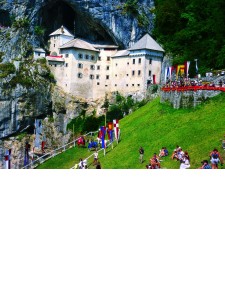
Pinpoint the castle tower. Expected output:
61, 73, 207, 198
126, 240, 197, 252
49, 25, 74, 55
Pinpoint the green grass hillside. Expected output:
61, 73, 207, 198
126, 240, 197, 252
37, 93, 225, 169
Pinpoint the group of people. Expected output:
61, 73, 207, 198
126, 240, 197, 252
164, 78, 225, 89
75, 150, 101, 169
171, 146, 191, 169
139, 144, 224, 169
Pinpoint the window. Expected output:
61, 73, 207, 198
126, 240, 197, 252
132, 70, 135, 76
138, 70, 141, 76
97, 65, 100, 70
91, 55, 95, 60
137, 84, 140, 87
90, 65, 95, 70
54, 44, 55, 47
149, 70, 151, 76
116, 63, 118, 66
90, 74, 94, 79
78, 63, 83, 68
98, 56, 101, 61
115, 74, 117, 77
65, 63, 68, 67
127, 74, 129, 76
106, 66, 110, 70
115, 84, 117, 86
106, 75, 109, 80
96, 75, 100, 79
65, 54, 69, 58
127, 62, 129, 65
105, 85, 108, 87
133, 59, 135, 64
138, 58, 141, 64
132, 84, 134, 86
85, 54, 89, 59
78, 53, 83, 59
126, 84, 128, 87
78, 73, 83, 78
97, 82, 100, 85
55, 64, 57, 67
107, 56, 110, 61
149, 59, 152, 64
38, 53, 41, 56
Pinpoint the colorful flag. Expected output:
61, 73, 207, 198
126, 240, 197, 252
184, 61, 190, 78
100, 126, 106, 148
113, 119, 119, 140
176, 65, 185, 77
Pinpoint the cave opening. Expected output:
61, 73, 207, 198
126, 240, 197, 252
38, 0, 115, 46
0, 10, 11, 27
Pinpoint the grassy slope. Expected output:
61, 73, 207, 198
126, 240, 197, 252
37, 93, 225, 169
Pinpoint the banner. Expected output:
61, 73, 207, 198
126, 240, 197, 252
113, 120, 119, 140
176, 64, 185, 77
100, 126, 106, 148
185, 61, 190, 78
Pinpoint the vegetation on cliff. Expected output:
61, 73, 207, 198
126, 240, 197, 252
153, 0, 225, 73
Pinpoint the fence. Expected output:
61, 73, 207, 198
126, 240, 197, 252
22, 131, 98, 169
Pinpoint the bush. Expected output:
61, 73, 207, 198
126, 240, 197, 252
0, 62, 16, 78
12, 17, 29, 29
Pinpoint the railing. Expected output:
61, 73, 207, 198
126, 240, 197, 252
22, 131, 98, 169
71, 139, 119, 169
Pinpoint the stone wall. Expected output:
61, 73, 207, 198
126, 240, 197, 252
160, 89, 221, 109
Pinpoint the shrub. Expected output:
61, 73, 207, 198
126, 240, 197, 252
0, 62, 16, 78
12, 17, 29, 29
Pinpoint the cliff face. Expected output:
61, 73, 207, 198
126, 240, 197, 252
1, 0, 154, 57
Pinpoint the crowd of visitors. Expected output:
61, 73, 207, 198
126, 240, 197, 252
163, 77, 225, 88
140, 141, 224, 170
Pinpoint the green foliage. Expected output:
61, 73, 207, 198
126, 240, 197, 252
119, 0, 149, 28
12, 17, 29, 29
34, 25, 45, 37
153, 0, 225, 72
0, 62, 16, 78
121, 0, 139, 17
67, 115, 104, 135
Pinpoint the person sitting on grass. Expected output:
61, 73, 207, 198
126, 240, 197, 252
198, 160, 212, 169
180, 153, 190, 169
150, 153, 161, 169
171, 145, 180, 160
209, 148, 223, 169
159, 147, 168, 157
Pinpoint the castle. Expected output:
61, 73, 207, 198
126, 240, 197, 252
38, 26, 164, 100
